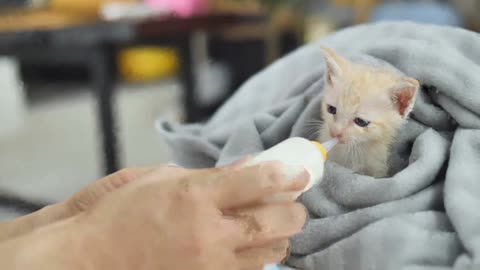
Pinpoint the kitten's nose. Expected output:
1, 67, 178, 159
330, 129, 341, 138
330, 129, 347, 143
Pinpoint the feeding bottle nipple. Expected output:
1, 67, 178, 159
322, 138, 339, 152
310, 138, 338, 161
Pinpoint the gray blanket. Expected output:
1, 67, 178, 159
157, 22, 480, 270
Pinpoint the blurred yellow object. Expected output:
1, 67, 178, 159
0, 10, 93, 32
119, 47, 179, 82
50, 0, 138, 17
209, 0, 263, 14
330, 0, 378, 7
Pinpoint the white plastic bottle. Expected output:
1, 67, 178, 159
244, 137, 338, 270
244, 137, 338, 202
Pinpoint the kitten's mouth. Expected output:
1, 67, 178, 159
334, 137, 347, 144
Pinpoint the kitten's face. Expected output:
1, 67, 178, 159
320, 47, 419, 145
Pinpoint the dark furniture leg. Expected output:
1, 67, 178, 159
178, 35, 200, 123
0, 194, 46, 213
89, 47, 120, 175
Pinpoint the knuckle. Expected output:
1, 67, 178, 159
173, 178, 206, 205
113, 168, 140, 188
259, 161, 285, 187
65, 195, 90, 214
288, 203, 308, 226
65, 186, 101, 214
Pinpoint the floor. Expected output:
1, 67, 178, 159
0, 80, 180, 221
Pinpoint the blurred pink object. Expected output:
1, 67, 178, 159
146, 0, 209, 17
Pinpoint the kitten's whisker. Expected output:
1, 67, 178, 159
305, 127, 323, 140
303, 119, 329, 141
349, 138, 363, 161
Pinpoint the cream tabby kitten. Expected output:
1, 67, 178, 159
318, 47, 419, 178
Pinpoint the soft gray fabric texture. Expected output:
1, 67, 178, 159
157, 22, 480, 270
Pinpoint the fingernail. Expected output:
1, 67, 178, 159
280, 242, 291, 264
302, 206, 310, 230
287, 167, 311, 191
262, 192, 300, 203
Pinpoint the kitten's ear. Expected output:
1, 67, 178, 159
321, 46, 346, 85
391, 77, 420, 118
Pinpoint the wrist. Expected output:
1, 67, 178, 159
0, 202, 69, 242
0, 215, 95, 270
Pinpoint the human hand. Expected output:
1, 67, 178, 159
74, 163, 309, 270
1, 162, 309, 270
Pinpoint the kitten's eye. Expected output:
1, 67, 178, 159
327, 105, 337, 115
354, 118, 370, 127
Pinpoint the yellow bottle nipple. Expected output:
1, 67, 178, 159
311, 141, 329, 161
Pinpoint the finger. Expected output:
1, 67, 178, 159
224, 202, 307, 248
212, 161, 310, 209
236, 240, 290, 270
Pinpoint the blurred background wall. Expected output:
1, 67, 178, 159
0, 0, 477, 219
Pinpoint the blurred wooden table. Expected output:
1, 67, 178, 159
0, 13, 265, 182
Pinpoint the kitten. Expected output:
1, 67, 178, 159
317, 47, 419, 178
